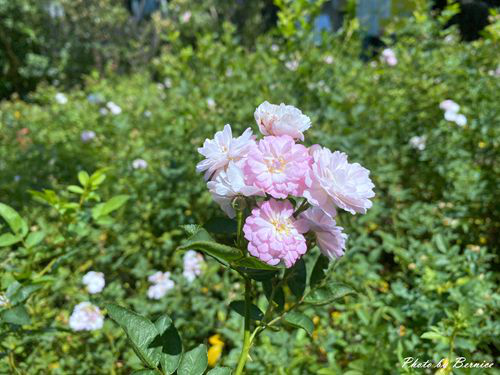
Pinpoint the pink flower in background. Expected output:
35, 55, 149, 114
254, 101, 311, 141
207, 162, 263, 218
296, 207, 347, 260
147, 271, 174, 300
243, 199, 307, 268
381, 49, 397, 66
197, 125, 255, 180
69, 302, 104, 331
304, 146, 375, 216
132, 158, 148, 169
183, 250, 205, 282
244, 135, 311, 199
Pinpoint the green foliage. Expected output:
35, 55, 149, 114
0, 2, 499, 374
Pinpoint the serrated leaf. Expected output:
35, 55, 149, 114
232, 256, 279, 271
0, 305, 31, 325
285, 258, 306, 298
229, 300, 264, 321
25, 231, 45, 248
0, 203, 28, 236
177, 344, 208, 375
310, 254, 330, 288
204, 217, 237, 234
153, 315, 183, 374
178, 228, 241, 262
0, 233, 23, 247
207, 367, 232, 375
304, 283, 355, 306
105, 303, 160, 368
284, 311, 314, 336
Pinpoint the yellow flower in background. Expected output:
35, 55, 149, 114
208, 334, 224, 367
14, 111, 21, 119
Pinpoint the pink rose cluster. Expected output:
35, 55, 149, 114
197, 101, 375, 268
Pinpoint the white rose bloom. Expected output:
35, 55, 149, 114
254, 101, 311, 141
147, 279, 174, 300
132, 158, 148, 169
454, 114, 467, 127
82, 271, 105, 294
444, 110, 458, 122
439, 100, 460, 113
69, 302, 104, 331
182, 250, 205, 283
409, 135, 426, 151
207, 162, 263, 218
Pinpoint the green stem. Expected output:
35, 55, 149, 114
293, 199, 309, 217
235, 278, 252, 375
236, 208, 244, 249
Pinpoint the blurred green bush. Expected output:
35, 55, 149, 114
0, 2, 499, 374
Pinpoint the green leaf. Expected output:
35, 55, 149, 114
177, 344, 208, 375
7, 283, 42, 305
25, 231, 45, 248
153, 315, 183, 375
178, 228, 241, 262
229, 300, 264, 321
421, 331, 448, 344
131, 370, 157, 375
0, 305, 31, 325
67, 185, 85, 194
240, 269, 278, 281
207, 367, 233, 375
0, 203, 28, 236
78, 171, 90, 187
284, 311, 314, 336
0, 233, 23, 247
286, 258, 306, 298
232, 256, 279, 271
105, 303, 160, 368
92, 195, 130, 219
310, 254, 330, 288
304, 283, 355, 306
204, 217, 237, 234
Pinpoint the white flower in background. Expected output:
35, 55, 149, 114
69, 302, 104, 331
143, 110, 152, 118
454, 114, 467, 127
147, 271, 174, 300
324, 55, 334, 64
107, 101, 122, 115
285, 60, 299, 71
207, 98, 216, 109
196, 124, 255, 180
489, 65, 500, 77
409, 135, 427, 151
132, 158, 148, 169
81, 130, 96, 142
381, 49, 397, 66
14, 175, 21, 182
181, 11, 192, 23
82, 271, 105, 294
55, 93, 68, 104
183, 250, 205, 282
207, 162, 263, 218
440, 99, 467, 126
271, 44, 279, 52
254, 101, 311, 141
225, 68, 233, 77
296, 207, 347, 260
440, 99, 460, 113
0, 294, 9, 307
164, 78, 172, 88
99, 107, 109, 116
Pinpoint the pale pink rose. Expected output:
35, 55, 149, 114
148, 271, 172, 285
69, 302, 104, 331
243, 199, 307, 268
381, 49, 397, 66
304, 146, 375, 216
207, 162, 264, 218
196, 125, 255, 180
296, 207, 347, 260
254, 101, 311, 141
244, 135, 311, 199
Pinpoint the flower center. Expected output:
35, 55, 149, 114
265, 156, 286, 174
271, 218, 291, 236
